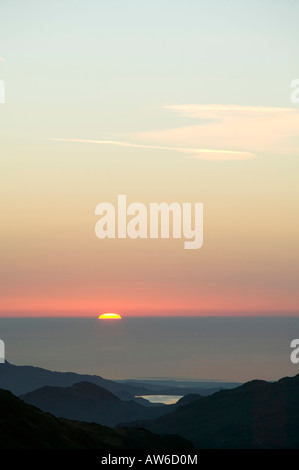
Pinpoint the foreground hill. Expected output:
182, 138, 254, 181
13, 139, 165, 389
0, 388, 194, 449
124, 374, 299, 449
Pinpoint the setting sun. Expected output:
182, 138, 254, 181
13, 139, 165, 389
99, 313, 122, 320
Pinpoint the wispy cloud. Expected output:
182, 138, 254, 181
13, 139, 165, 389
164, 104, 296, 118
50, 104, 299, 161
128, 105, 299, 157
49, 138, 255, 160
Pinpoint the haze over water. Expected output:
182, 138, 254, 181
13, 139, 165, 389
1, 316, 297, 382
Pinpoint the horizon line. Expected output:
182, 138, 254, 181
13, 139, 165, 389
1, 313, 298, 319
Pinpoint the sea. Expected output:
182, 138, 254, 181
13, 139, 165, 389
0, 316, 298, 383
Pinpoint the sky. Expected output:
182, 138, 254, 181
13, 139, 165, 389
0, 0, 299, 317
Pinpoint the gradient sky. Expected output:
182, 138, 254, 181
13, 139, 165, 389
0, 0, 299, 316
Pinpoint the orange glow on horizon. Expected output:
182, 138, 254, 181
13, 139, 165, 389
1, 292, 299, 317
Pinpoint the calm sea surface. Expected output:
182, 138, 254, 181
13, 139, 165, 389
0, 317, 298, 382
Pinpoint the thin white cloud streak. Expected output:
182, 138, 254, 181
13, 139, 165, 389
50, 105, 299, 160
49, 138, 256, 161
127, 105, 299, 157
164, 104, 297, 118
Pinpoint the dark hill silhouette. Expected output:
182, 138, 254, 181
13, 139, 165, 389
0, 361, 151, 397
0, 387, 194, 450
123, 374, 299, 449
20, 381, 178, 426
119, 378, 240, 396
175, 393, 202, 406
0, 362, 236, 397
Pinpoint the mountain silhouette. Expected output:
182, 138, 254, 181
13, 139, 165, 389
0, 361, 236, 397
0, 361, 151, 397
0, 387, 194, 449
122, 374, 299, 449
20, 381, 178, 426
